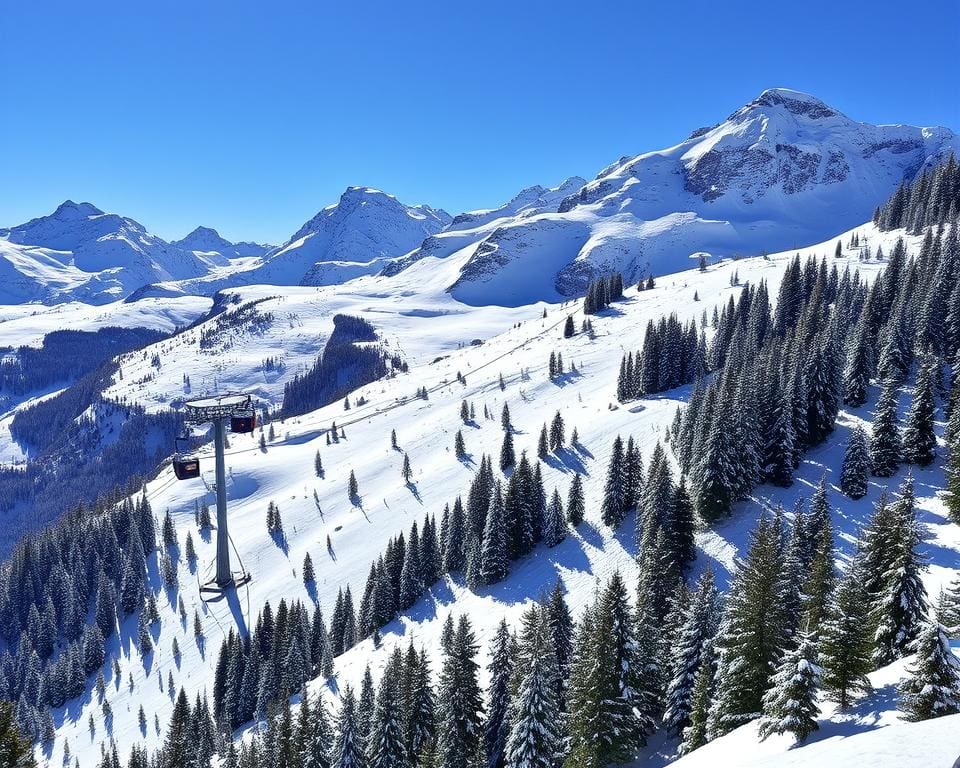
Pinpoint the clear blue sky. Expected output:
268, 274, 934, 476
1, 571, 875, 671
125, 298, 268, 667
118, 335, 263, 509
2, 0, 957, 244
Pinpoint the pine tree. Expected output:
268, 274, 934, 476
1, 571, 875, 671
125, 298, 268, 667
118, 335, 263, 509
549, 411, 565, 451
436, 616, 483, 768
840, 426, 870, 499
820, 563, 873, 709
565, 573, 648, 767
403, 453, 413, 484
902, 354, 937, 466
0, 701, 35, 768
870, 376, 902, 476
537, 425, 549, 459
708, 516, 788, 737
454, 430, 466, 460
303, 553, 316, 585
898, 619, 960, 721
663, 569, 721, 734
872, 477, 929, 666
333, 686, 366, 768
544, 489, 566, 547
503, 614, 561, 768
678, 640, 715, 756
499, 431, 515, 472
757, 634, 821, 743
566, 474, 584, 527
484, 620, 513, 768
671, 477, 696, 570
315, 451, 324, 477
368, 650, 407, 768
349, 470, 359, 501
600, 435, 626, 527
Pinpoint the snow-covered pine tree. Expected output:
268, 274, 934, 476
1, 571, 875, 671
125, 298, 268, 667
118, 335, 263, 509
708, 516, 788, 737
840, 425, 870, 499
333, 686, 365, 768
483, 620, 513, 768
678, 639, 716, 756
600, 435, 627, 527
549, 411, 564, 451
544, 489, 566, 547
368, 649, 407, 768
663, 569, 721, 734
872, 476, 929, 666
566, 473, 584, 527
819, 562, 873, 709
499, 431, 515, 472
302, 553, 315, 585
537, 425, 549, 459
757, 634, 821, 743
870, 375, 902, 477
435, 616, 483, 768
842, 310, 874, 407
897, 618, 960, 722
503, 612, 561, 768
902, 353, 937, 466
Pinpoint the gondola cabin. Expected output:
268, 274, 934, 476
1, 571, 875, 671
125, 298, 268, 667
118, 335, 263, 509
173, 455, 200, 480
231, 413, 257, 433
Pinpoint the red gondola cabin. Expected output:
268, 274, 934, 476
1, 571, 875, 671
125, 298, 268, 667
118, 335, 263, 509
173, 455, 200, 480
231, 413, 257, 433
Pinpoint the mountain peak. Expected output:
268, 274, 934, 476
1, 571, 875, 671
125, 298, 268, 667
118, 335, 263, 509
52, 200, 104, 219
740, 87, 839, 120
175, 226, 231, 248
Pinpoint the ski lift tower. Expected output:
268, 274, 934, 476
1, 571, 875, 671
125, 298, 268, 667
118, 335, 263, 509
183, 393, 256, 590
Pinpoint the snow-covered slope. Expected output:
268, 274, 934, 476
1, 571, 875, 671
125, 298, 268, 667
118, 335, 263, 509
39, 222, 960, 768
395, 89, 958, 306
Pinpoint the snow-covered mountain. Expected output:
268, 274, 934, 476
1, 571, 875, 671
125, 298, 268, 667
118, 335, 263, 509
135, 186, 453, 297
5, 90, 957, 309
411, 88, 958, 306
171, 226, 272, 261
0, 202, 236, 304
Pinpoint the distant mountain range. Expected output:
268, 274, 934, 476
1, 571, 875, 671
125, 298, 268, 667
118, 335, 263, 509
2, 88, 956, 306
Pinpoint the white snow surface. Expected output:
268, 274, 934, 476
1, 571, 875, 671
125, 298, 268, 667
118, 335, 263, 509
29, 221, 960, 768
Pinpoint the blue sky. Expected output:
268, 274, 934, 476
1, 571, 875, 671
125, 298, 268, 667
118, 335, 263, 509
2, 0, 957, 244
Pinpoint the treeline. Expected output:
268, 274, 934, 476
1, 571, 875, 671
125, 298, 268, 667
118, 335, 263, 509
670, 254, 857, 520
875, 153, 959, 232
212, 600, 332, 730
198, 298, 275, 351
281, 315, 397, 418
0, 397, 182, 548
583, 272, 624, 315
0, 492, 157, 744
617, 314, 707, 399
0, 326, 164, 398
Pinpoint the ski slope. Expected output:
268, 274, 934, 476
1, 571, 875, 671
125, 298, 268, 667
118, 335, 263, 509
35, 223, 960, 768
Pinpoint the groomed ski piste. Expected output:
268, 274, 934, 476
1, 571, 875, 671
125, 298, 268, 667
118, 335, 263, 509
38, 222, 960, 768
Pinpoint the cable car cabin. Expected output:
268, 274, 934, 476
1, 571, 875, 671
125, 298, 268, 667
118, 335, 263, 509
231, 413, 257, 433
173, 455, 200, 480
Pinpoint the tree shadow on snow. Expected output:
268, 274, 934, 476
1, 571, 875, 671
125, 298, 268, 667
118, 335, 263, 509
543, 446, 588, 475
405, 481, 423, 504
